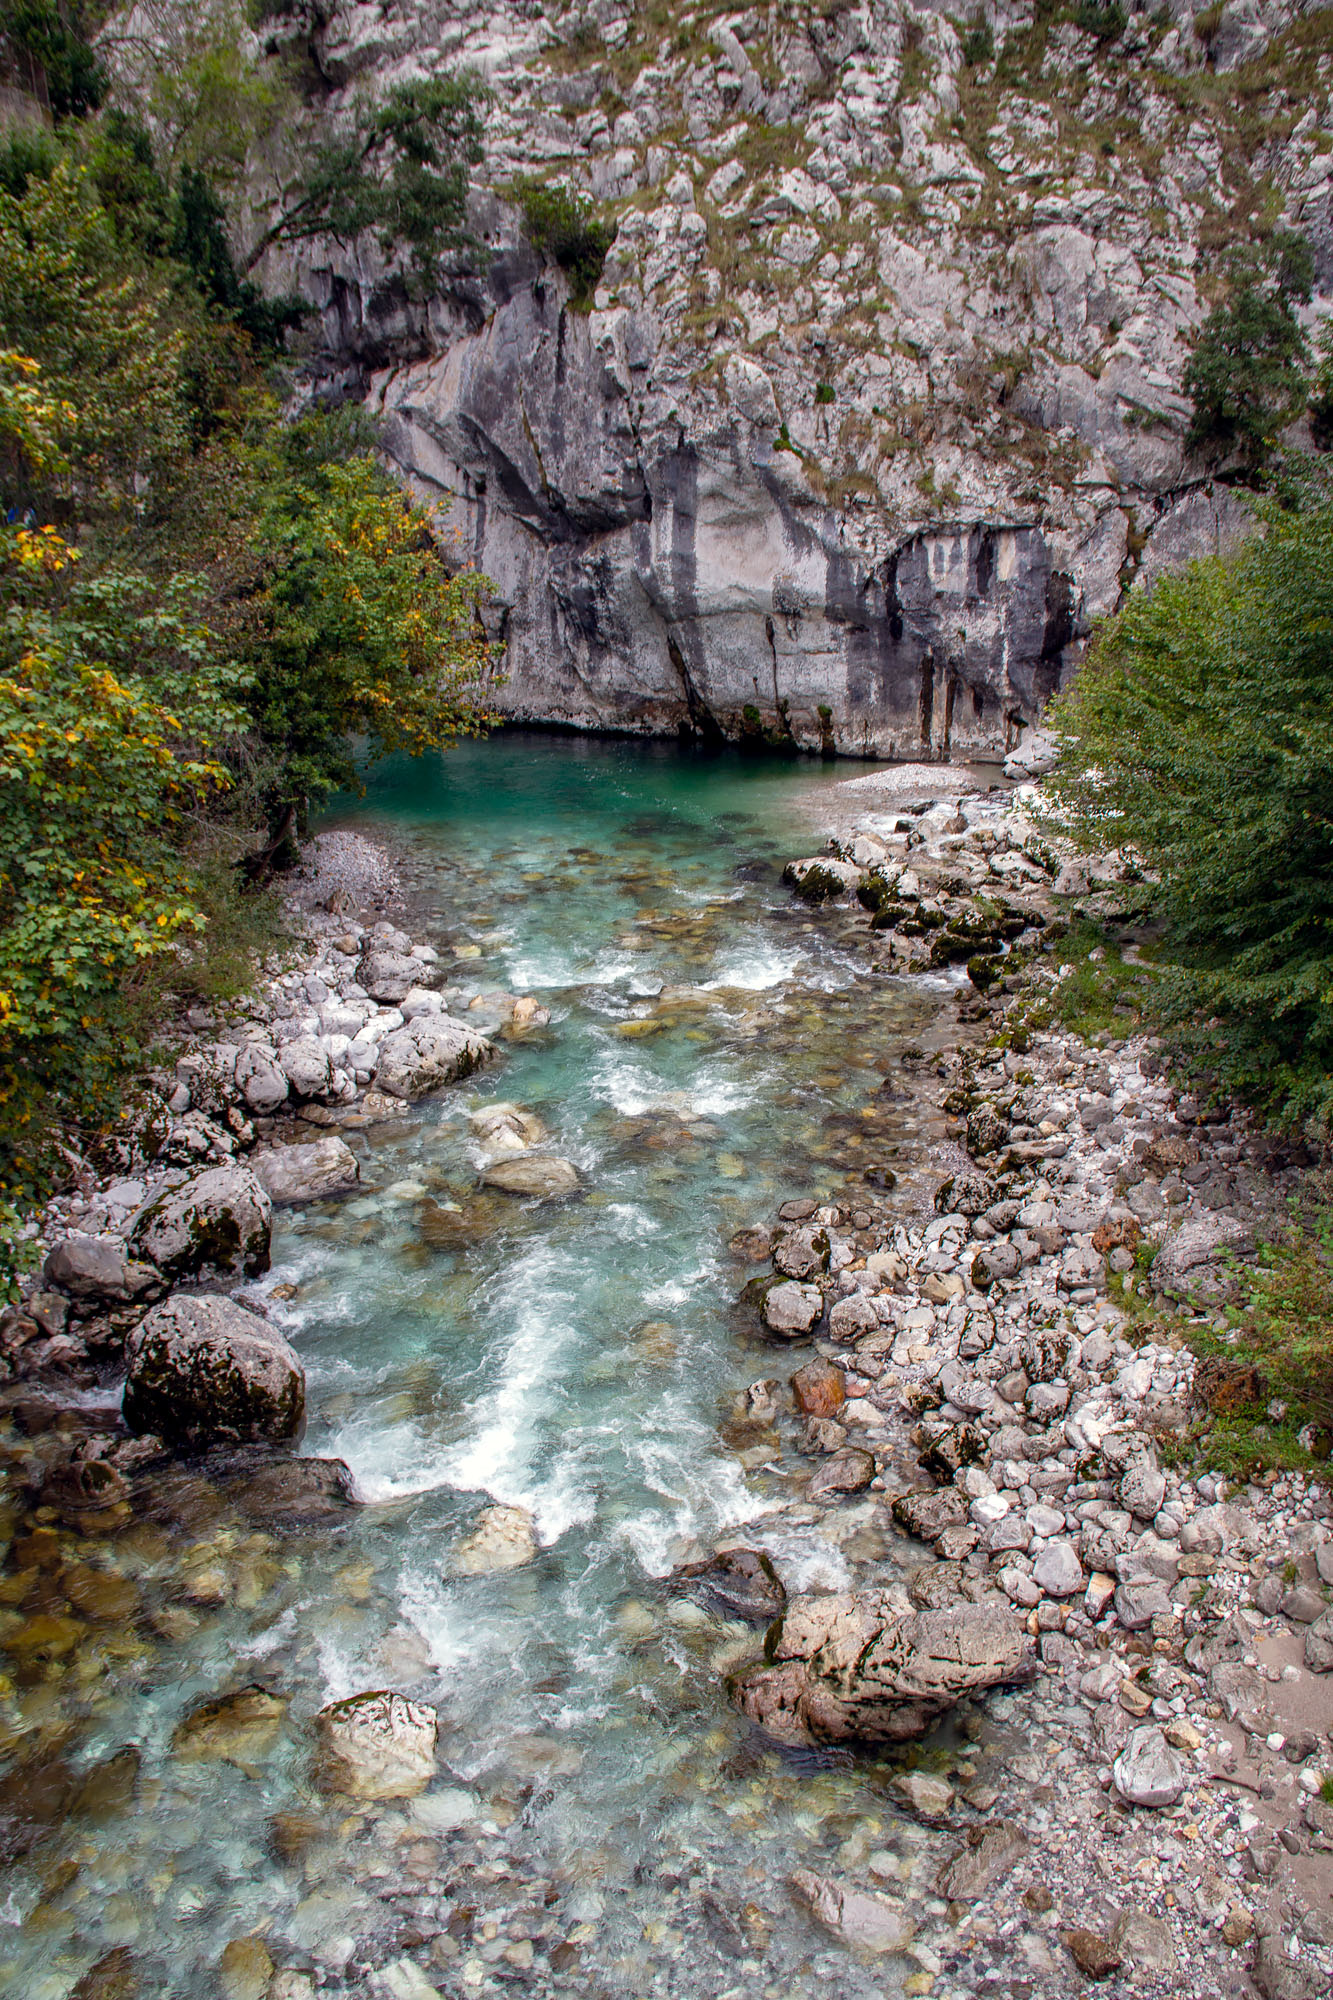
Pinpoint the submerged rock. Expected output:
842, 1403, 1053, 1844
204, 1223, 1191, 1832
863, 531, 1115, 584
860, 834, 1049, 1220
454, 1502, 539, 1572
251, 1137, 360, 1205
128, 1164, 271, 1282
173, 1686, 288, 1768
217, 1450, 358, 1525
670, 1547, 787, 1624
316, 1690, 438, 1799
481, 1155, 581, 1198
732, 1593, 1035, 1745
123, 1295, 304, 1447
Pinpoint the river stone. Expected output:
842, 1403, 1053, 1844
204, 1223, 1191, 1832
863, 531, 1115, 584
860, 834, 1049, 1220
252, 1137, 360, 1205
1113, 1725, 1187, 1807
69, 1949, 138, 2000
891, 1489, 969, 1541
277, 1036, 336, 1101
936, 1820, 1029, 1899
732, 1593, 1036, 1745
218, 1451, 358, 1525
376, 1017, 492, 1101
358, 949, 438, 1004
234, 1044, 289, 1114
173, 1686, 288, 1768
791, 1356, 846, 1417
1251, 1932, 1322, 2000
1109, 1907, 1179, 1975
670, 1547, 786, 1624
218, 1936, 275, 2000
773, 1225, 830, 1279
788, 1870, 916, 1954
1115, 1578, 1172, 1630
1063, 1929, 1122, 1980
481, 1156, 580, 1198
808, 1447, 876, 1498
827, 1294, 881, 1341
316, 1690, 438, 1799
1032, 1539, 1085, 1598
1303, 1609, 1333, 1672
761, 1281, 823, 1337
123, 1295, 304, 1447
128, 1164, 271, 1281
454, 1502, 539, 1573
43, 1234, 161, 1304
1120, 1455, 1167, 1520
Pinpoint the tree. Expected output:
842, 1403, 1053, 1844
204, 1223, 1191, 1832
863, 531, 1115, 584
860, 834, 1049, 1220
1184, 234, 1314, 475
241, 76, 485, 289
513, 178, 616, 311
1047, 480, 1333, 1127
1, 0, 105, 117
235, 419, 495, 858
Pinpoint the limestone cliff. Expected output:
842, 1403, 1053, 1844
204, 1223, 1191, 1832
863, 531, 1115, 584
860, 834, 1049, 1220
240, 0, 1332, 756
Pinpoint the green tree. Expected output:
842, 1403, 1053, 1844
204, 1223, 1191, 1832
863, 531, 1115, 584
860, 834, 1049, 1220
1048, 481, 1333, 1126
1184, 234, 1314, 474
241, 76, 485, 290
1, 0, 105, 117
234, 420, 495, 858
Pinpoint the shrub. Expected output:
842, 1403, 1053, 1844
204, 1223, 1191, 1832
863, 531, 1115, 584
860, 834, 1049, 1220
1184, 234, 1313, 474
513, 178, 616, 309
1048, 481, 1333, 1129
960, 19, 994, 65
1074, 2, 1126, 39
814, 381, 835, 405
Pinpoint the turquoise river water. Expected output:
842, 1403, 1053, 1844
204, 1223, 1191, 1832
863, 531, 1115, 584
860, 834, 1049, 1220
0, 734, 976, 2000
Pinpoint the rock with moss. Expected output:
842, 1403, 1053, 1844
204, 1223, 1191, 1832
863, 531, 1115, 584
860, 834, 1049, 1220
376, 1017, 494, 1101
128, 1165, 272, 1282
122, 1295, 304, 1447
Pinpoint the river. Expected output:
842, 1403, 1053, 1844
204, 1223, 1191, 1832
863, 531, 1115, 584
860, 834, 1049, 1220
1, 733, 969, 2000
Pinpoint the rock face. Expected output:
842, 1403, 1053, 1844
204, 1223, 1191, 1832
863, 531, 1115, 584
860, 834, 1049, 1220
122, 1295, 304, 1447
251, 1138, 360, 1206
230, 0, 1331, 761
732, 1592, 1035, 1744
128, 1165, 271, 1282
375, 1018, 493, 1101
315, 1690, 438, 1799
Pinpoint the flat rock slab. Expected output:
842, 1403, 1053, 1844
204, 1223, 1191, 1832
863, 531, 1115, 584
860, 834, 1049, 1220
936, 1820, 1029, 1900
788, 1869, 916, 1954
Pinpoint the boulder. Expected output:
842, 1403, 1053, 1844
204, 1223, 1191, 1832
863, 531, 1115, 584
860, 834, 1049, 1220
315, 1690, 438, 1799
251, 1138, 360, 1206
128, 1164, 271, 1282
358, 950, 439, 1004
891, 1489, 969, 1542
481, 1156, 580, 1198
276, 1037, 337, 1102
43, 1235, 161, 1305
760, 1281, 823, 1338
1112, 1724, 1187, 1807
216, 1451, 358, 1526
1153, 1213, 1253, 1303
123, 1295, 304, 1447
773, 1225, 830, 1279
1303, 1609, 1333, 1673
234, 1045, 289, 1114
808, 1447, 876, 1497
454, 1502, 538, 1573
827, 1294, 881, 1341
376, 1017, 493, 1101
732, 1593, 1035, 1745
670, 1547, 786, 1624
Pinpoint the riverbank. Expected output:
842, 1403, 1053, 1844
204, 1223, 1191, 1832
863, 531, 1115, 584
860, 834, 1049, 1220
733, 770, 1333, 1996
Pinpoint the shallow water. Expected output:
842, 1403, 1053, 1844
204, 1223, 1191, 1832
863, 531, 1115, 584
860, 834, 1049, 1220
0, 735, 971, 2000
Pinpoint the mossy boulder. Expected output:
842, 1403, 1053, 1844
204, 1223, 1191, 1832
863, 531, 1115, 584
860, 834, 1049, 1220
123, 1295, 304, 1448
129, 1165, 272, 1283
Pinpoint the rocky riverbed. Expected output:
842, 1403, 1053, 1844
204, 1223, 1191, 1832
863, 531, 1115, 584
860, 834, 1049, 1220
0, 746, 1330, 2000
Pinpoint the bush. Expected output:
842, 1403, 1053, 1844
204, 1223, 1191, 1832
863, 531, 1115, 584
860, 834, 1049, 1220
514, 178, 616, 310
1048, 481, 1333, 1129
1184, 234, 1313, 474
960, 19, 994, 65
1073, 1, 1126, 39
